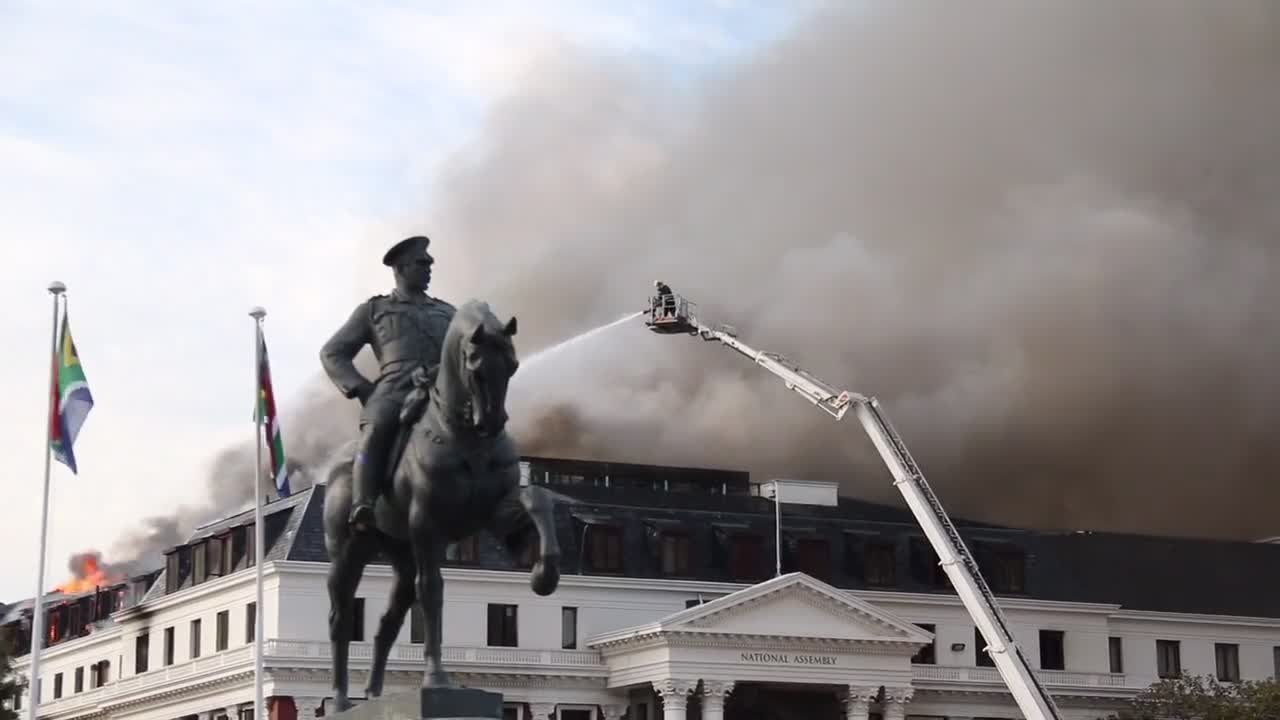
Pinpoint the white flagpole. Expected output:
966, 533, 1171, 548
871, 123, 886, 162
28, 281, 65, 720
249, 306, 267, 720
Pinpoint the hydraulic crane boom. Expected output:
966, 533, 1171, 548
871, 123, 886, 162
644, 293, 1063, 720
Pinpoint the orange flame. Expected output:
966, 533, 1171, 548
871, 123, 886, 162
55, 555, 124, 595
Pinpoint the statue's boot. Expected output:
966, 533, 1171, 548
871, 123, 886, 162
349, 448, 384, 530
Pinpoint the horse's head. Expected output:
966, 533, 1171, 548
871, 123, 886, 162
443, 301, 519, 437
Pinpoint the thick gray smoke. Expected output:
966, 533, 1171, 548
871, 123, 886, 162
426, 0, 1280, 541
108, 1, 1280, 570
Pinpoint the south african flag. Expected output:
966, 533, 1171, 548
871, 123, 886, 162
50, 309, 94, 473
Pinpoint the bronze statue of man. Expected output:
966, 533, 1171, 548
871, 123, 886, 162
320, 235, 456, 530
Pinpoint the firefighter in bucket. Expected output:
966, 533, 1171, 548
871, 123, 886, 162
654, 280, 677, 319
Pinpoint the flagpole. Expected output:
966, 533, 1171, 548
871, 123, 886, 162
249, 306, 266, 720
29, 281, 65, 720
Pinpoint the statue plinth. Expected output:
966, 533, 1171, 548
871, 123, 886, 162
329, 688, 504, 720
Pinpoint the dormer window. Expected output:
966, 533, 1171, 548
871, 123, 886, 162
208, 536, 224, 577
192, 541, 207, 584
245, 523, 256, 568
446, 535, 480, 564
584, 525, 624, 573
658, 531, 692, 576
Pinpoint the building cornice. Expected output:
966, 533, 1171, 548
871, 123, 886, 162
113, 565, 282, 619
274, 561, 1130, 616
1109, 608, 1280, 628
274, 560, 751, 594
848, 589, 1123, 615
13, 625, 121, 670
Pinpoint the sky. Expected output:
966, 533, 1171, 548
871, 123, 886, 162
0, 1, 809, 602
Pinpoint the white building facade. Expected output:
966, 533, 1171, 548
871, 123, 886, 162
8, 458, 1280, 720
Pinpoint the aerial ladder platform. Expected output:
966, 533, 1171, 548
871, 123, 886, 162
644, 290, 1063, 720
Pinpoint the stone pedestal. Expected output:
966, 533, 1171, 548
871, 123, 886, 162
328, 688, 504, 720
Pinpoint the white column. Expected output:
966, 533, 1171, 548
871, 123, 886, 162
841, 686, 880, 720
528, 703, 557, 719
600, 704, 627, 720
224, 705, 243, 720
651, 679, 697, 720
882, 687, 913, 720
699, 681, 734, 720
293, 697, 325, 720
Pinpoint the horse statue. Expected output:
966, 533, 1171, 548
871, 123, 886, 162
322, 299, 561, 710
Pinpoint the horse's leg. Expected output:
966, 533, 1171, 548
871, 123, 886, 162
521, 485, 562, 596
327, 535, 374, 711
366, 540, 416, 698
408, 499, 450, 687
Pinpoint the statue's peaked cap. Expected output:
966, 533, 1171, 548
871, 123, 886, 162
383, 235, 431, 266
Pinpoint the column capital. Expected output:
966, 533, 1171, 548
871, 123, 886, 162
884, 686, 914, 704
701, 680, 735, 700
841, 685, 880, 720
527, 702, 557, 719
600, 704, 627, 720
652, 678, 698, 710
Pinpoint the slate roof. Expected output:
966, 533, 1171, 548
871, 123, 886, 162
12, 455, 1278, 623
141, 487, 314, 603
272, 456, 1280, 619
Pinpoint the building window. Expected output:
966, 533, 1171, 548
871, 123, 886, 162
1109, 637, 1123, 673
163, 627, 175, 666
514, 539, 536, 569
975, 627, 994, 667
910, 538, 950, 589
352, 598, 365, 642
208, 537, 224, 577
729, 534, 767, 582
165, 552, 180, 593
193, 541, 207, 584
52, 673, 62, 700
561, 607, 578, 650
245, 523, 256, 567
446, 535, 480, 564
559, 710, 593, 720
865, 541, 896, 587
659, 533, 692, 576
190, 619, 202, 658
585, 526, 624, 573
989, 547, 1026, 593
74, 667, 83, 694
1040, 630, 1065, 670
411, 605, 424, 644
88, 663, 99, 689
245, 602, 256, 643
216, 610, 230, 651
1157, 640, 1181, 679
912, 624, 936, 664
221, 535, 235, 575
487, 604, 518, 647
1216, 643, 1240, 682
796, 538, 831, 581
135, 633, 149, 674
1274, 646, 1279, 678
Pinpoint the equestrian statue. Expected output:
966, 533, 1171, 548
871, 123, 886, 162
319, 235, 561, 710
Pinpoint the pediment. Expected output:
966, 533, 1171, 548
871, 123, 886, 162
657, 573, 932, 644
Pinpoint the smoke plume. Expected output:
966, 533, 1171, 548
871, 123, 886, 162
108, 1, 1280, 570
429, 0, 1280, 541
